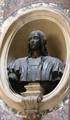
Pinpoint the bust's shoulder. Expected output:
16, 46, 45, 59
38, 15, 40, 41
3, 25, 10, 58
43, 56, 63, 64
12, 57, 28, 67
15, 57, 27, 62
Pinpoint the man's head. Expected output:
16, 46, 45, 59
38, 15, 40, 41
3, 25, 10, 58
28, 30, 48, 57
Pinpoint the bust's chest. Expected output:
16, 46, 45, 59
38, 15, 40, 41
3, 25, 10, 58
20, 57, 53, 81
27, 57, 42, 81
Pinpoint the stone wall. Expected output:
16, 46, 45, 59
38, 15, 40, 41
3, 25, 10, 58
0, 99, 68, 120
4, 0, 70, 19
0, 0, 69, 120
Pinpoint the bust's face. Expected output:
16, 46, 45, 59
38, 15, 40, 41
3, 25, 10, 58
28, 32, 41, 51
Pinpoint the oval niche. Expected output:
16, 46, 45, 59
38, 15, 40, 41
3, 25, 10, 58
0, 4, 70, 111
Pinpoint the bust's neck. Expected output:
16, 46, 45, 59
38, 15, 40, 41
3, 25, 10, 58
31, 51, 41, 58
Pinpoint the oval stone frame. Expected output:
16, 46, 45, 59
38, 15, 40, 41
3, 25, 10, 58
0, 3, 70, 112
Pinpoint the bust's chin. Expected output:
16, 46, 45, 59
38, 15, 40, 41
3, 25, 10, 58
30, 45, 41, 52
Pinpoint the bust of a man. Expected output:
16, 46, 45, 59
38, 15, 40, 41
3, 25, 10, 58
8, 30, 65, 94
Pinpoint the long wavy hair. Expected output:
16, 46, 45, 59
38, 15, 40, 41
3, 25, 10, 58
28, 30, 48, 57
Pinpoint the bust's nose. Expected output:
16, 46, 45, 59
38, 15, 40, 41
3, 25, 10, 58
30, 39, 36, 44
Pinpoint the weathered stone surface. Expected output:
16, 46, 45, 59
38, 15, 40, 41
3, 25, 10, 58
4, 0, 70, 19
0, 99, 23, 120
41, 104, 68, 120
0, 99, 68, 120
0, 0, 69, 120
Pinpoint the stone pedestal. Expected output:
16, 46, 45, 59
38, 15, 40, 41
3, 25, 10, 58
22, 83, 43, 96
21, 83, 43, 120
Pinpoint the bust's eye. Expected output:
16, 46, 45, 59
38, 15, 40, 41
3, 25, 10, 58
33, 36, 40, 39
28, 36, 40, 41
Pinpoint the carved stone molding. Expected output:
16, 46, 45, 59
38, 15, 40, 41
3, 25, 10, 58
0, 3, 70, 114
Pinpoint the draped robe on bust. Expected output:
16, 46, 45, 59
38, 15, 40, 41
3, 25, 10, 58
8, 56, 65, 94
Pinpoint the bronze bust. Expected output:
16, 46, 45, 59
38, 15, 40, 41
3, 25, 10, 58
7, 30, 65, 94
